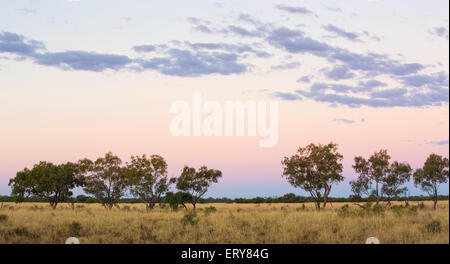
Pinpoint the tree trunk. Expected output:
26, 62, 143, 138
323, 186, 330, 209
375, 182, 380, 206
192, 203, 197, 210
433, 198, 437, 210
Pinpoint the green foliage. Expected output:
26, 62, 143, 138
0, 214, 7, 223
282, 142, 344, 210
203, 206, 217, 215
414, 154, 449, 209
8, 161, 82, 209
125, 154, 171, 211
164, 192, 192, 211
181, 211, 199, 226
68, 221, 82, 236
350, 149, 412, 205
80, 152, 128, 210
174, 166, 222, 209
425, 220, 442, 233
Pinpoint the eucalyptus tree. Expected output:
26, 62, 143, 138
281, 142, 344, 211
79, 152, 128, 210
413, 154, 449, 210
174, 166, 222, 210
8, 161, 82, 209
125, 154, 171, 211
351, 149, 412, 207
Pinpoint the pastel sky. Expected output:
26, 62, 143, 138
0, 0, 448, 198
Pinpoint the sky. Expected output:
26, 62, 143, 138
0, 0, 448, 198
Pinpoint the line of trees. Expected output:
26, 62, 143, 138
7, 143, 449, 211
281, 142, 449, 210
8, 152, 222, 211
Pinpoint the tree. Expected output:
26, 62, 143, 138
8, 168, 32, 203
8, 161, 82, 209
79, 152, 128, 210
174, 166, 222, 210
351, 149, 390, 206
351, 150, 413, 207
125, 154, 171, 211
382, 161, 412, 206
413, 154, 449, 210
164, 191, 192, 210
281, 142, 344, 211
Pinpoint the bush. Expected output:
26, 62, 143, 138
68, 221, 82, 236
418, 202, 426, 210
425, 220, 441, 234
204, 206, 217, 215
0, 214, 7, 223
337, 204, 350, 217
122, 205, 131, 211
181, 211, 199, 227
391, 205, 404, 216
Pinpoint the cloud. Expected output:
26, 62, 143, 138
275, 5, 316, 16
34, 51, 132, 72
401, 72, 448, 87
273, 92, 302, 101
271, 62, 300, 70
429, 27, 449, 39
323, 65, 355, 80
296, 75, 311, 83
0, 31, 44, 57
136, 48, 249, 77
186, 42, 271, 58
332, 118, 355, 124
284, 72, 449, 108
429, 140, 449, 146
133, 45, 156, 53
323, 24, 361, 42
267, 27, 332, 57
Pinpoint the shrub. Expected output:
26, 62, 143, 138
418, 202, 426, 210
425, 220, 441, 234
0, 214, 7, 223
68, 221, 82, 236
181, 211, 198, 227
391, 205, 404, 216
122, 205, 131, 211
337, 204, 350, 217
204, 206, 217, 215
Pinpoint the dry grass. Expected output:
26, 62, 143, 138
0, 201, 448, 244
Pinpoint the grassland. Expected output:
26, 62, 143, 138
0, 201, 448, 244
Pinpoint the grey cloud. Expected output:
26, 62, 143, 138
34, 51, 132, 72
271, 62, 300, 70
429, 27, 449, 39
273, 92, 302, 101
332, 118, 355, 124
287, 72, 449, 108
136, 48, 249, 77
267, 27, 332, 57
0, 31, 44, 57
133, 45, 156, 53
275, 5, 316, 16
296, 75, 311, 83
324, 65, 355, 80
401, 72, 448, 87
429, 140, 449, 146
323, 24, 361, 42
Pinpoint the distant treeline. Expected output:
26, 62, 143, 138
0, 193, 448, 204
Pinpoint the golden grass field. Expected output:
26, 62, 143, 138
0, 201, 448, 244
